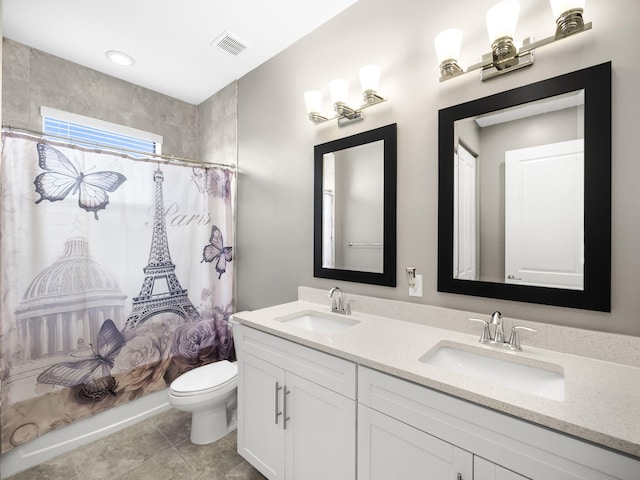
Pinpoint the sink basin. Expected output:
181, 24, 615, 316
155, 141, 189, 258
277, 311, 359, 335
420, 342, 565, 400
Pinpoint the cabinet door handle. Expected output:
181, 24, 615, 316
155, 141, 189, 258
274, 382, 283, 424
283, 387, 291, 430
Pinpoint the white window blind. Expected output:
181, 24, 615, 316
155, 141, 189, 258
41, 107, 162, 156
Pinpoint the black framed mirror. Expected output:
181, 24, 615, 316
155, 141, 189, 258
438, 62, 611, 311
314, 123, 397, 286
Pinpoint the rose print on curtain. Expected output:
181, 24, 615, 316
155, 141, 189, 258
0, 134, 236, 453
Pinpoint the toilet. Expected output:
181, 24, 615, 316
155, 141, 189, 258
168, 360, 238, 445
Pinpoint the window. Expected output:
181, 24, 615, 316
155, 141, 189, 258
41, 107, 163, 156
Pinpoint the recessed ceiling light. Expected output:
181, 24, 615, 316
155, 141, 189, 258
105, 50, 135, 66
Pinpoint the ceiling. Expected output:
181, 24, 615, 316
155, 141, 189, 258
2, 0, 359, 105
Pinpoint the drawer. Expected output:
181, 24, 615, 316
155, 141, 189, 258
358, 366, 637, 480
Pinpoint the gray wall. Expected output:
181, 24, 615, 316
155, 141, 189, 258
237, 0, 640, 337
197, 82, 237, 165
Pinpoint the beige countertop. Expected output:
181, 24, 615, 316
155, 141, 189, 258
232, 298, 640, 459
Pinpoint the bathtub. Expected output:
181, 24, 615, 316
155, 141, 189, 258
0, 387, 170, 478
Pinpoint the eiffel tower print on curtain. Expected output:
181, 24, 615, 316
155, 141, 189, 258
125, 168, 200, 329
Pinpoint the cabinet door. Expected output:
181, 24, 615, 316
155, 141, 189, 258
237, 352, 286, 480
358, 405, 473, 480
285, 373, 356, 480
475, 456, 530, 480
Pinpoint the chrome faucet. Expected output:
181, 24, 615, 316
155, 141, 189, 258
469, 311, 536, 351
490, 311, 504, 343
328, 286, 351, 315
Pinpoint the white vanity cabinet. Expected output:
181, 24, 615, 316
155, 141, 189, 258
358, 404, 473, 479
474, 457, 529, 480
358, 405, 530, 480
358, 366, 638, 480
233, 324, 357, 480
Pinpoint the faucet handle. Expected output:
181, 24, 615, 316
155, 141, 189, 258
469, 318, 492, 343
508, 326, 537, 350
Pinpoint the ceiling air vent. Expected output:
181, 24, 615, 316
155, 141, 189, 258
212, 31, 249, 56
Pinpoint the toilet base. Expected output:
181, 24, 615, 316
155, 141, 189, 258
190, 402, 230, 445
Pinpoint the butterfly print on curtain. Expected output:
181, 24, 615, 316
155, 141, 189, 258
1, 134, 236, 453
36, 320, 126, 401
33, 143, 127, 220
201, 224, 233, 278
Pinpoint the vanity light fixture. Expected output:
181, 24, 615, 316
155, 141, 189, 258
435, 0, 591, 82
304, 65, 387, 127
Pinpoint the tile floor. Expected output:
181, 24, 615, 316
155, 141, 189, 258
6, 409, 266, 480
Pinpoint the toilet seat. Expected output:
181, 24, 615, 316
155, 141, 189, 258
170, 360, 237, 397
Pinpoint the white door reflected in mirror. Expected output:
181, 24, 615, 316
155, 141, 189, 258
505, 139, 584, 290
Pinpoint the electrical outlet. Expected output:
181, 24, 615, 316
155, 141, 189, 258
409, 274, 423, 297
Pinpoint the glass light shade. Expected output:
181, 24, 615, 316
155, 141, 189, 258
329, 79, 350, 104
434, 29, 463, 64
304, 90, 323, 114
486, 0, 520, 42
359, 65, 381, 92
550, 0, 585, 19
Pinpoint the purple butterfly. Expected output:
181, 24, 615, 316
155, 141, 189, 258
36, 319, 126, 401
34, 143, 127, 220
201, 225, 233, 279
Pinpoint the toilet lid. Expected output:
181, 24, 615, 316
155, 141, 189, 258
170, 360, 237, 394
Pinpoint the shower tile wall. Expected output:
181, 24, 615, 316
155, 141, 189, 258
2, 38, 199, 159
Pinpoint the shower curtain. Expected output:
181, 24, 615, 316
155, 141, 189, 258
0, 133, 236, 453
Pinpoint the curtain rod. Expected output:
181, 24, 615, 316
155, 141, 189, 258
1, 125, 237, 171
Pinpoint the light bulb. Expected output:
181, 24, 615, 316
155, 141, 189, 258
434, 29, 463, 64
329, 79, 350, 104
486, 0, 520, 42
359, 65, 381, 93
304, 90, 323, 114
